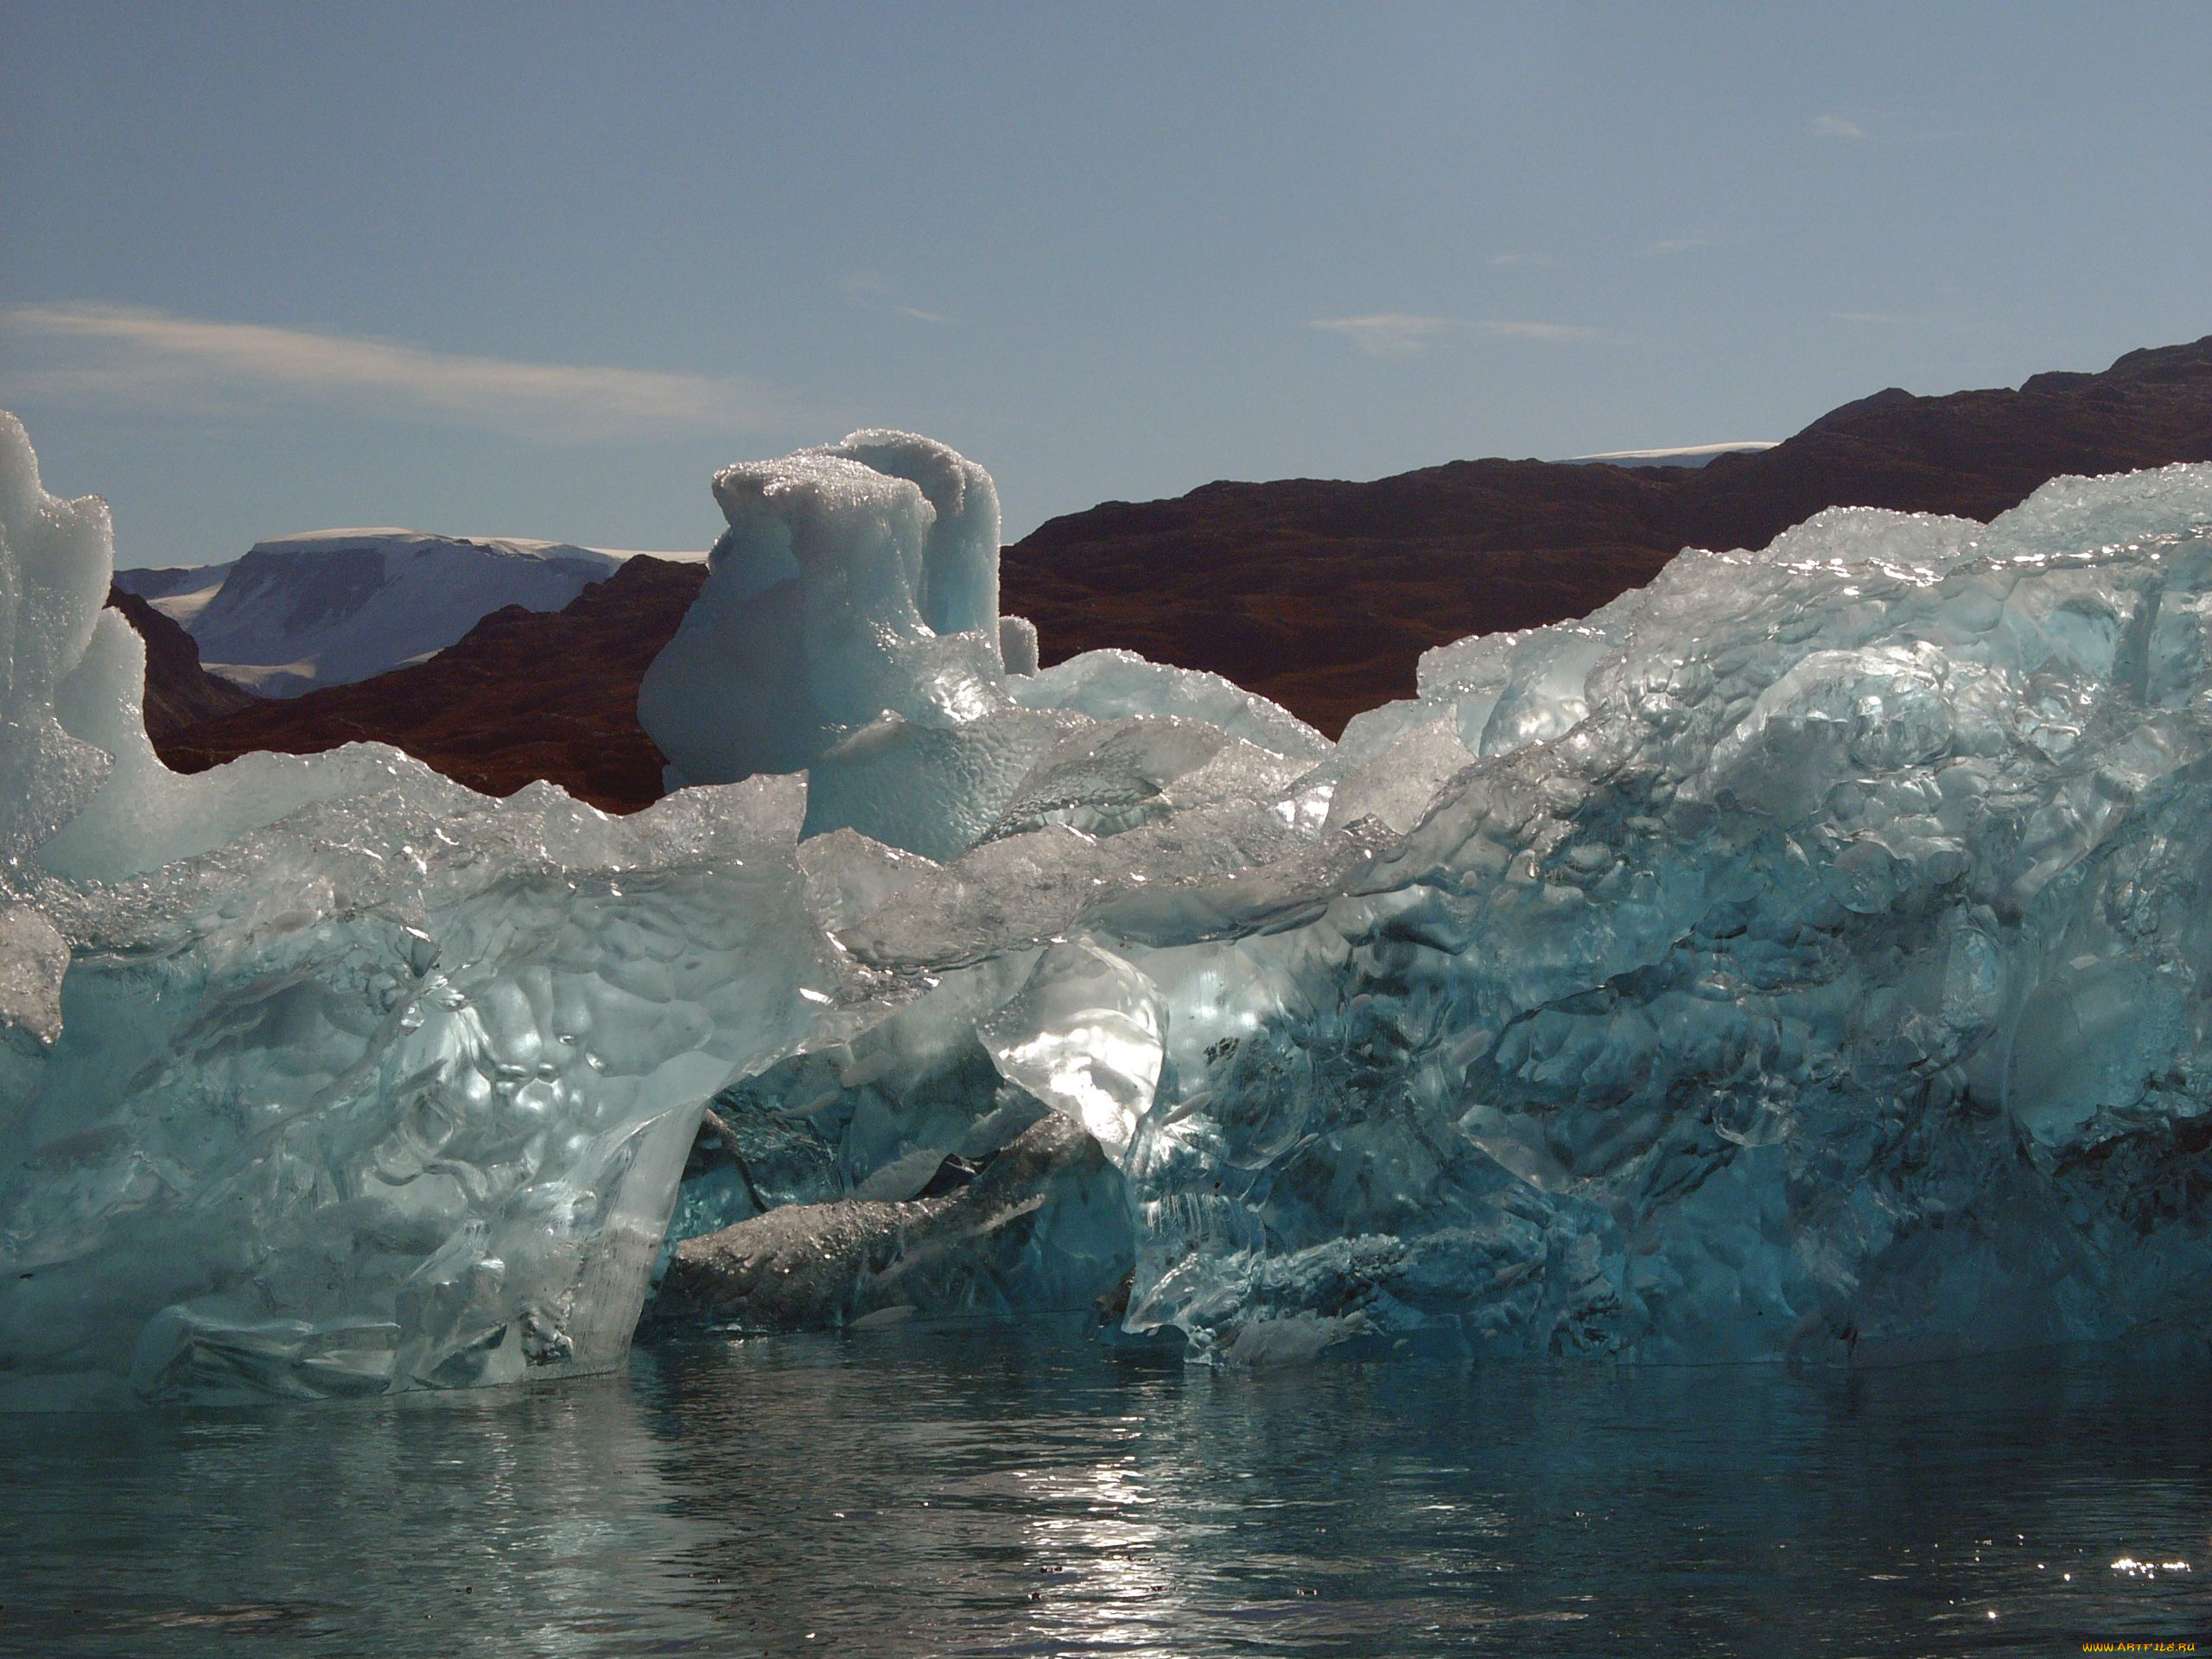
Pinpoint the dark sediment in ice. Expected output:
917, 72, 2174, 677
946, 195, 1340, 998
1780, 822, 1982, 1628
648, 1115, 1130, 1334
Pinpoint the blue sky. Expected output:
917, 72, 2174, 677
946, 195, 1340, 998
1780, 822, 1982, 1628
3, 2, 2208, 568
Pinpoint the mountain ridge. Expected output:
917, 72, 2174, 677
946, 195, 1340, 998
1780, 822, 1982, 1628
157, 556, 703, 811
115, 531, 709, 698
142, 334, 2212, 807
1000, 334, 2212, 731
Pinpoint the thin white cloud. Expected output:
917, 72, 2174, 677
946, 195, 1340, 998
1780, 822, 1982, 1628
0, 302, 766, 442
1811, 113, 1967, 145
1832, 310, 1908, 325
1310, 314, 1596, 358
840, 272, 950, 325
1479, 320, 1596, 344
1311, 315, 1465, 357
1484, 252, 1556, 268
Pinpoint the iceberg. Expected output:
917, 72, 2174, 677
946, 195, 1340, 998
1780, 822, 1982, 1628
7, 403, 2212, 1406
1108, 473, 2212, 1366
642, 448, 2212, 1370
636, 431, 1033, 857
0, 413, 848, 1407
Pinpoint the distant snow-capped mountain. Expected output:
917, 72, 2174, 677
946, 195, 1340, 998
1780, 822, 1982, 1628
1564, 441, 1777, 468
111, 562, 236, 628
118, 529, 702, 696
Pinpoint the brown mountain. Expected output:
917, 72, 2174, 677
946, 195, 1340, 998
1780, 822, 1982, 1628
106, 584, 263, 741
143, 335, 2212, 808
158, 556, 707, 812
1001, 335, 2212, 734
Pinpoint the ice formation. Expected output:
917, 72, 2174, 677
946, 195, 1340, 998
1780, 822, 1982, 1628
0, 414, 842, 1407
638, 432, 1017, 855
8, 404, 2212, 1407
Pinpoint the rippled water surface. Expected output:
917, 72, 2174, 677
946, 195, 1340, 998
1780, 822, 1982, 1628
3, 1325, 2208, 1656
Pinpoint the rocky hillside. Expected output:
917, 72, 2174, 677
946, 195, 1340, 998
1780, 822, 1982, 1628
1001, 336, 2212, 733
107, 585, 263, 740
158, 557, 707, 812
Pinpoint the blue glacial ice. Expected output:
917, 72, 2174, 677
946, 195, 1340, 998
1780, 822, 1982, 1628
0, 414, 849, 1407
6, 407, 2212, 1406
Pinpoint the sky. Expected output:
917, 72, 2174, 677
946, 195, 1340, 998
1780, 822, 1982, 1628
3, 2, 2209, 569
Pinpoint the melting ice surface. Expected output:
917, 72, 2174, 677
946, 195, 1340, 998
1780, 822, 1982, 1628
6, 408, 2212, 1408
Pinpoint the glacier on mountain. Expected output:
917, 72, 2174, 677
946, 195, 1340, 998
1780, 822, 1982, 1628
121, 529, 702, 697
6, 405, 2212, 1406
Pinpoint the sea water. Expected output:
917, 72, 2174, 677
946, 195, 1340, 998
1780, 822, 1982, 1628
1, 1329, 2205, 1656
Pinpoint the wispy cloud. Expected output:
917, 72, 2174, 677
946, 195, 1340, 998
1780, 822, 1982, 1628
1831, 310, 1909, 325
1311, 315, 1464, 357
1810, 112, 1969, 146
1484, 252, 1555, 268
839, 272, 949, 325
1309, 314, 1597, 359
0, 302, 768, 442
1479, 320, 1598, 344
